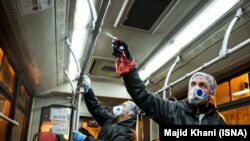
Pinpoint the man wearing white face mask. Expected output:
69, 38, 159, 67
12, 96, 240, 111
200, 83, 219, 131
111, 39, 227, 125
186, 72, 226, 123
72, 75, 138, 141
188, 72, 216, 107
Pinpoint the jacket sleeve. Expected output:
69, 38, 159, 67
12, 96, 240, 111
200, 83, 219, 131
87, 135, 132, 141
86, 128, 134, 141
123, 68, 178, 124
84, 89, 112, 126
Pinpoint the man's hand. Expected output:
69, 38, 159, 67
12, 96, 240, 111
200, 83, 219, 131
81, 75, 91, 93
111, 39, 136, 74
72, 131, 87, 141
111, 39, 132, 60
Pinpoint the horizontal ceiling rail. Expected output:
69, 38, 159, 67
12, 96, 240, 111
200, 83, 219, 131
155, 37, 250, 95
156, 7, 248, 95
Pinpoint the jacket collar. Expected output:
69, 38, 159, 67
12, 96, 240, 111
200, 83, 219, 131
177, 100, 217, 115
117, 116, 136, 128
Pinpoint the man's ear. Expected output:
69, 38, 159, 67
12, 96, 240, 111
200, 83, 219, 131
208, 95, 215, 104
207, 95, 213, 101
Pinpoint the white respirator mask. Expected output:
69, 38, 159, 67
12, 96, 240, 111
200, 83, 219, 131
188, 86, 212, 105
113, 105, 123, 116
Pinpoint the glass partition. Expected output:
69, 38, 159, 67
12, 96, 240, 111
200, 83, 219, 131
39, 105, 73, 141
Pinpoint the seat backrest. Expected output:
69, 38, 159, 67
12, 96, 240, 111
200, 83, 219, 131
39, 132, 56, 141
32, 132, 60, 141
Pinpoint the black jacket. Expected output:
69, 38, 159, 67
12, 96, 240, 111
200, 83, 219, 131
123, 68, 226, 125
84, 89, 136, 141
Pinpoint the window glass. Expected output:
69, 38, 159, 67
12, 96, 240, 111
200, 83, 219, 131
230, 73, 250, 101
0, 93, 11, 141
215, 82, 230, 105
221, 105, 250, 125
40, 106, 72, 140
0, 48, 3, 67
18, 84, 30, 110
0, 56, 16, 93
11, 108, 27, 141
80, 117, 100, 138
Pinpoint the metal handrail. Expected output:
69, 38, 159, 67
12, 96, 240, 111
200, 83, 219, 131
155, 7, 247, 95
0, 112, 19, 126
87, 0, 98, 30
220, 8, 243, 55
162, 55, 180, 99
155, 37, 250, 95
64, 37, 80, 73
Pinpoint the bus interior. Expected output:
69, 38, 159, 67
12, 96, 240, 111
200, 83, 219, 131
0, 0, 250, 140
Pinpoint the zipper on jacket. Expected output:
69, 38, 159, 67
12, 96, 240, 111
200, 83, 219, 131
198, 114, 205, 125
108, 123, 117, 140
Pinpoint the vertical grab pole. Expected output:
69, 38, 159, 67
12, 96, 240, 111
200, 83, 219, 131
136, 110, 145, 141
74, 91, 82, 130
57, 59, 77, 131
73, 0, 111, 131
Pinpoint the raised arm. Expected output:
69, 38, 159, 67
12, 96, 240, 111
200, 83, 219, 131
111, 40, 178, 124
81, 75, 113, 126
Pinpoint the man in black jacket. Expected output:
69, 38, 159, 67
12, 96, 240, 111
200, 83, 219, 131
111, 39, 226, 125
73, 75, 138, 141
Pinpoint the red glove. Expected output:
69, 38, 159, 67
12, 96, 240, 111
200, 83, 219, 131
111, 39, 135, 74
116, 52, 135, 74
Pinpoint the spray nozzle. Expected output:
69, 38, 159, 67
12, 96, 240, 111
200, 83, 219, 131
112, 36, 118, 40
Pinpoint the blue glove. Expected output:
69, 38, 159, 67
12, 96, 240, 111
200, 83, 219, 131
73, 131, 87, 141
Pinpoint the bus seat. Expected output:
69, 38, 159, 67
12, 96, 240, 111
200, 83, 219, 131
32, 132, 61, 141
